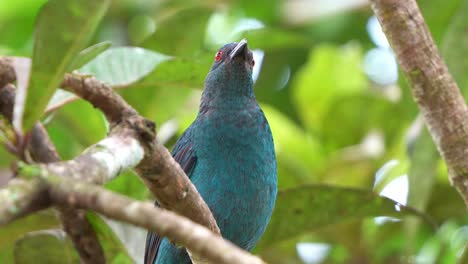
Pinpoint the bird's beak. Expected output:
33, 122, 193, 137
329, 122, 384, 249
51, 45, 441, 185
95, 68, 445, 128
229, 39, 248, 59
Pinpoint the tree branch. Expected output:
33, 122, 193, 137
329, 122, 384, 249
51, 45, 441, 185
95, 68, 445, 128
42, 124, 144, 183
45, 176, 265, 264
370, 0, 468, 206
1, 171, 265, 264
0, 65, 106, 263
0, 179, 49, 225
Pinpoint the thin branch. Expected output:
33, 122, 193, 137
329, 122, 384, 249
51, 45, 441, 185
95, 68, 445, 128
45, 94, 78, 114
45, 176, 265, 264
0, 83, 15, 121
56, 208, 106, 263
0, 57, 15, 88
42, 124, 145, 183
62, 74, 137, 124
370, 0, 468, 206
28, 124, 61, 162
0, 179, 49, 225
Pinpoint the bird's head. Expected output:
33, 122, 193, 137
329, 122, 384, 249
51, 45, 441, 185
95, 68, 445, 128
209, 39, 255, 75
202, 39, 255, 107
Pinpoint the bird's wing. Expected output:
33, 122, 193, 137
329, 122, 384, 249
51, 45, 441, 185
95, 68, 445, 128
144, 126, 197, 264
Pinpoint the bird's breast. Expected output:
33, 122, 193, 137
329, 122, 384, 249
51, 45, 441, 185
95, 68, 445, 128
191, 106, 277, 249
196, 107, 273, 164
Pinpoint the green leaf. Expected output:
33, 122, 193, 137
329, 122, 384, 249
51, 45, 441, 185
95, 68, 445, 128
141, 6, 212, 56
14, 229, 79, 264
46, 89, 75, 112
441, 0, 468, 97
0, 210, 59, 263
105, 171, 149, 201
417, 221, 468, 264
119, 85, 193, 127
86, 213, 133, 263
407, 127, 439, 210
404, 126, 439, 251
128, 15, 156, 44
420, 0, 462, 44
22, 0, 110, 131
292, 44, 366, 133
205, 11, 264, 48
373, 159, 409, 193
46, 100, 107, 159
68, 41, 112, 71
320, 94, 410, 151
261, 104, 323, 188
0, 210, 59, 249
127, 52, 212, 91
0, 0, 47, 19
235, 0, 281, 24
243, 28, 311, 51
48, 47, 169, 113
257, 185, 433, 249
79, 47, 171, 86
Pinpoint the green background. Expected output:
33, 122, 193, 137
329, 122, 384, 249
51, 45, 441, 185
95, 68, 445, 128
0, 0, 467, 263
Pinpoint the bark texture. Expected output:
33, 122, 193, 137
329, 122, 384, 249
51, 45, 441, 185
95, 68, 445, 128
371, 0, 468, 206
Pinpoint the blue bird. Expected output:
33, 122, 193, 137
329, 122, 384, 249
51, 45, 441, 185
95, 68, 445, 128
144, 39, 277, 264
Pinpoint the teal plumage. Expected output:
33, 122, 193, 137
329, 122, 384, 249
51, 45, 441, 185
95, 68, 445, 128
145, 40, 277, 264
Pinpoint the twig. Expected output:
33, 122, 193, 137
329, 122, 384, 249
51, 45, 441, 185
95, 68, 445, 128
0, 57, 15, 88
28, 124, 61, 162
62, 74, 137, 124
370, 0, 468, 206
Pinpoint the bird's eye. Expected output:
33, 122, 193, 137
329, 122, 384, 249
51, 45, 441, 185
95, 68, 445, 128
252, 59, 255, 66
215, 51, 223, 61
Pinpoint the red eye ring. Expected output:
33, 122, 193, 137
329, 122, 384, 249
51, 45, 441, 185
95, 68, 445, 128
215, 51, 222, 61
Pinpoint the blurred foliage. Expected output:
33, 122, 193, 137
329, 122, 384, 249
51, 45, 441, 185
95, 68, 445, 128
22, 0, 110, 131
0, 0, 467, 263
14, 230, 81, 264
